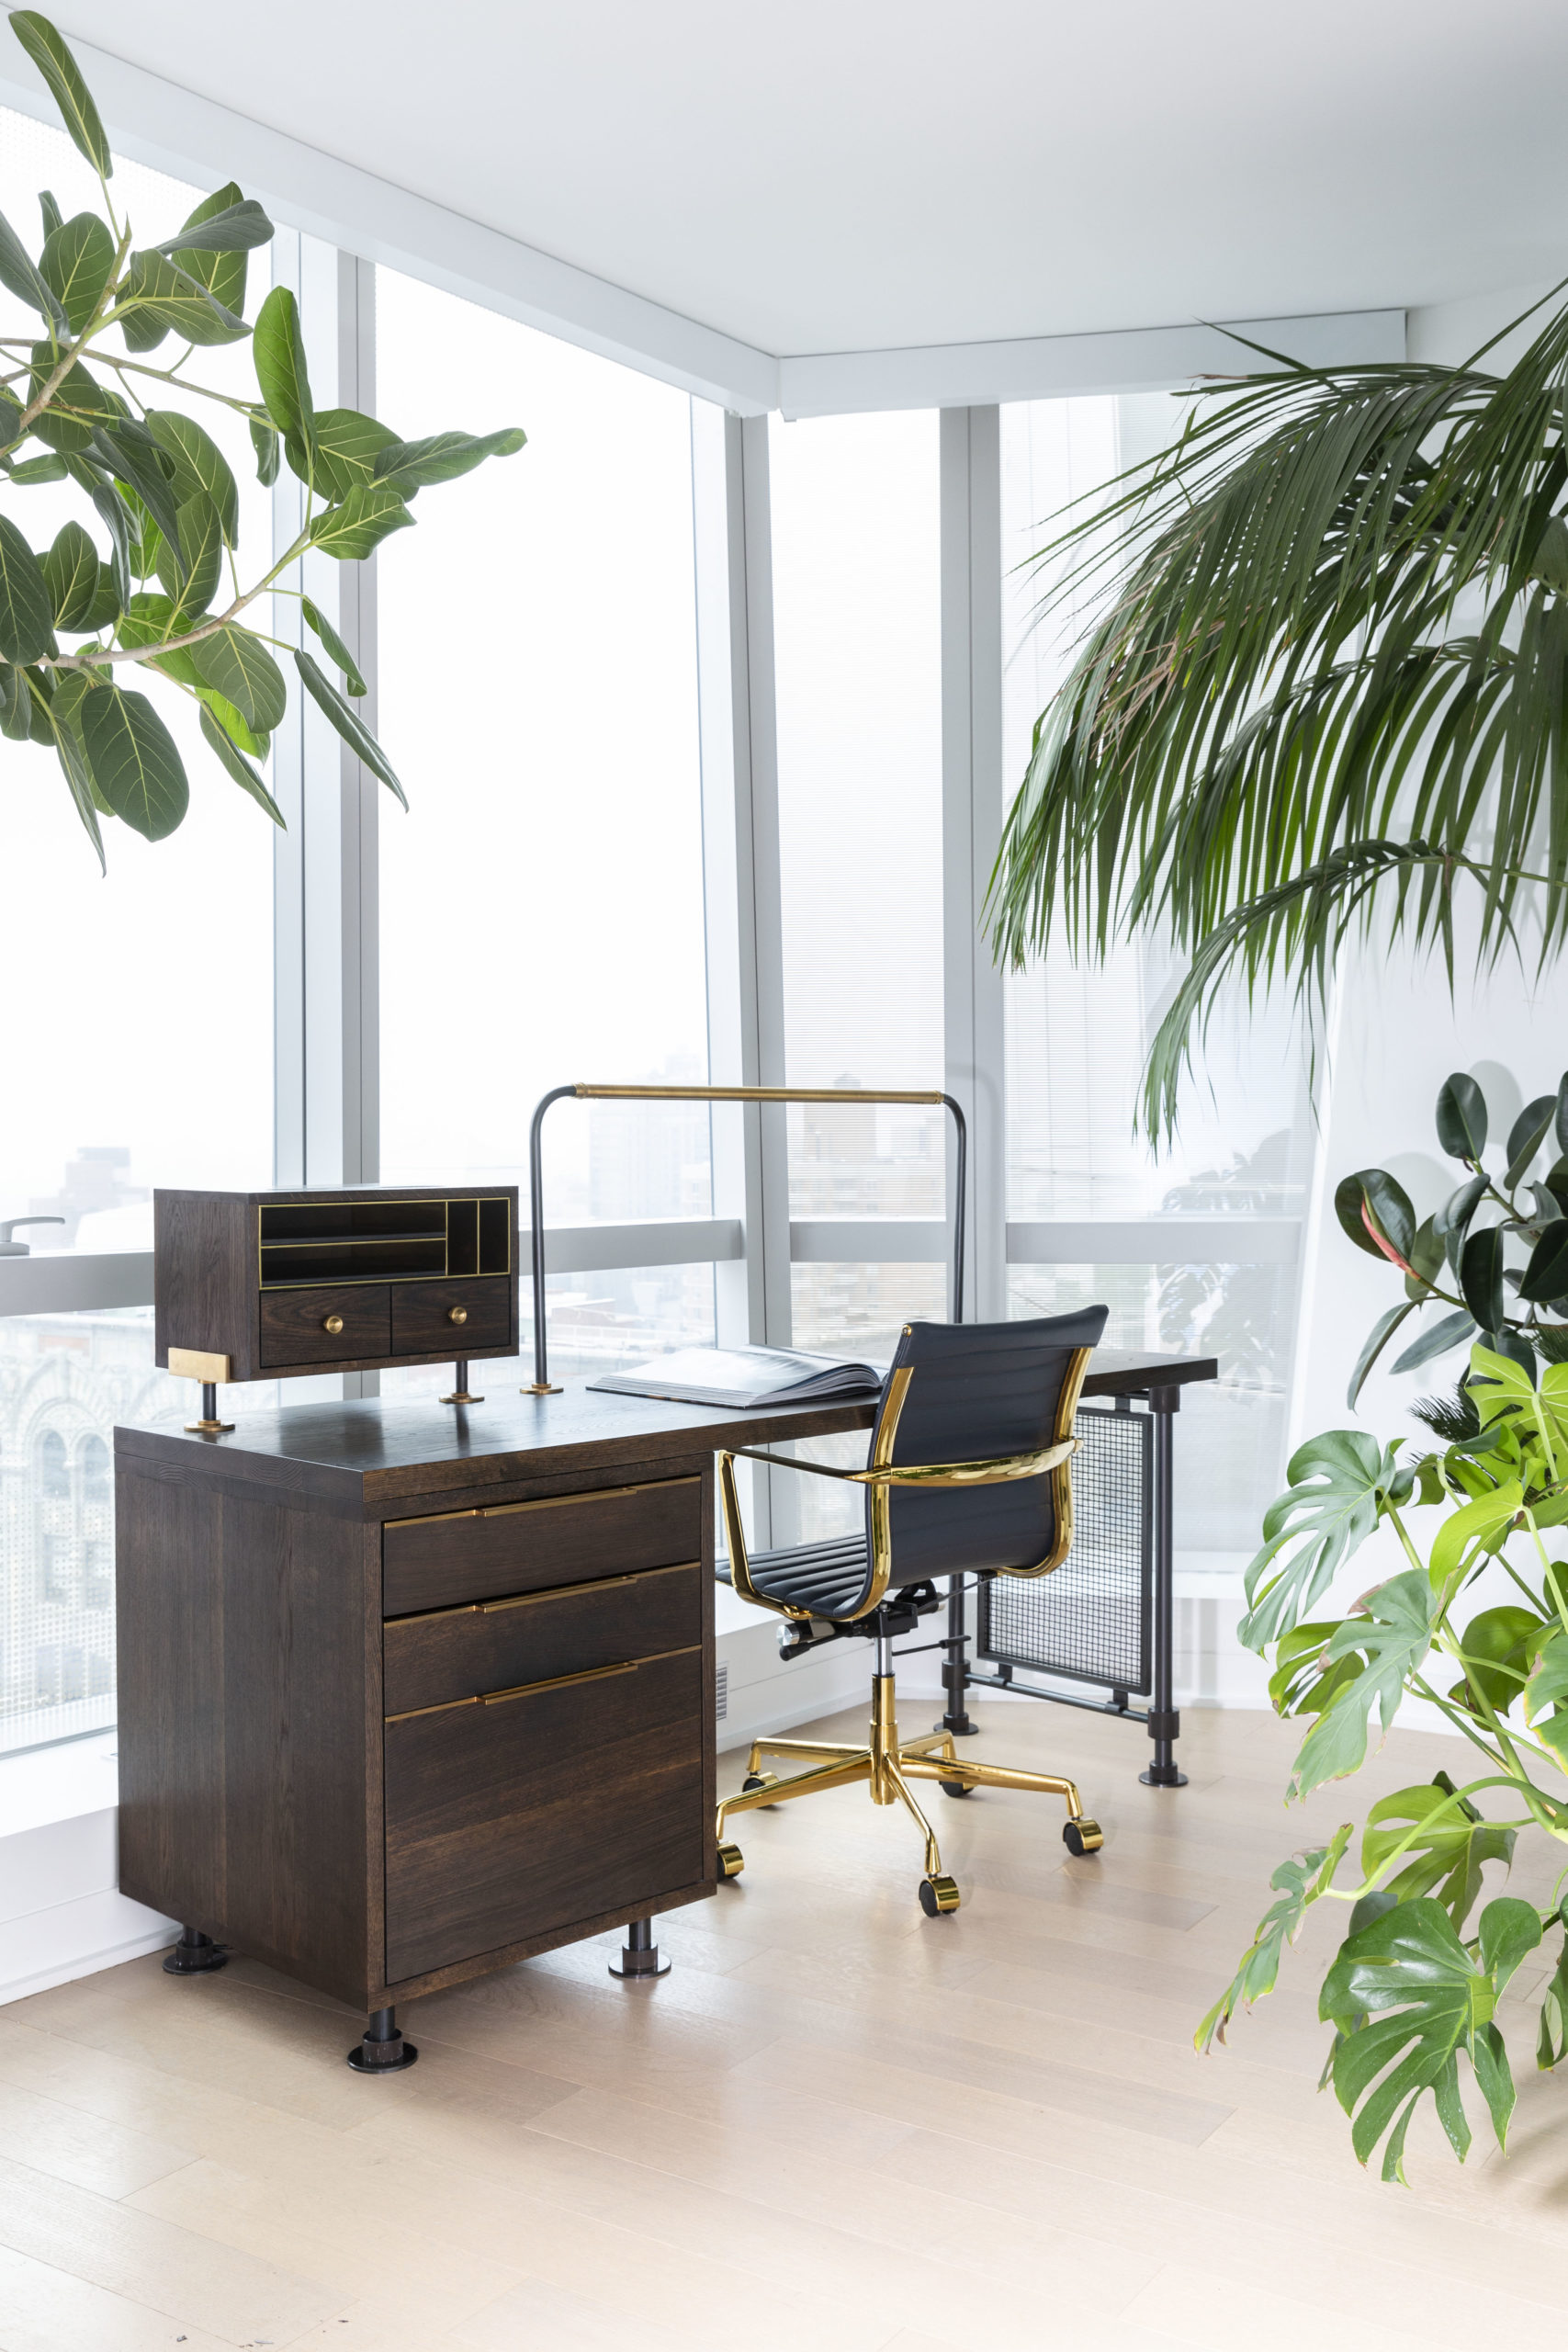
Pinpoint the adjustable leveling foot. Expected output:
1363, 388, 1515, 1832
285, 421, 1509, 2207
163, 1926, 228, 1974
608, 1917, 670, 1978
348, 2006, 419, 2072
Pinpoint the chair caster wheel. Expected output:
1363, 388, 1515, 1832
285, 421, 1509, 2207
716, 1842, 745, 1878
919, 1874, 961, 1916
741, 1772, 780, 1804
1063, 1816, 1103, 1856
939, 1779, 972, 1798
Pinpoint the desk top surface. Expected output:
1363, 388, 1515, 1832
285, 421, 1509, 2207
114, 1346, 1217, 1510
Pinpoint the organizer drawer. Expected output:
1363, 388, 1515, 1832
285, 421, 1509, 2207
390, 1274, 512, 1356
383, 1643, 706, 1982
259, 1283, 390, 1367
382, 1474, 703, 1616
384, 1559, 702, 1717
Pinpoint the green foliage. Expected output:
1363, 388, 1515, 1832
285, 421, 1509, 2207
0, 13, 525, 862
1337, 1068, 1568, 1401
1203, 1336, 1568, 2181
985, 287, 1568, 1137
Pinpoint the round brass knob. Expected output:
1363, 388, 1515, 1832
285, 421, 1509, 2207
322, 1314, 344, 1335
447, 1306, 468, 1326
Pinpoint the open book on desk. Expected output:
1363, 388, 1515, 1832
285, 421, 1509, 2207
587, 1345, 885, 1410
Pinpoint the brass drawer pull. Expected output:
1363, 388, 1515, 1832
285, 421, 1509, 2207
322, 1314, 344, 1335
448, 1306, 468, 1326
386, 1558, 700, 1628
383, 1642, 700, 1724
389, 1474, 700, 1532
479, 1559, 699, 1616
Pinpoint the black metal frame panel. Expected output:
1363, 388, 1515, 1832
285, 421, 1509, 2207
976, 1404, 1152, 1695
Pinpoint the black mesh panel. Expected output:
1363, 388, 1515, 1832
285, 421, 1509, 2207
977, 1406, 1151, 1691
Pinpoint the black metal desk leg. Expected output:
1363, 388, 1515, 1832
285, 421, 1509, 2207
936, 1572, 977, 1736
1140, 1387, 1187, 1788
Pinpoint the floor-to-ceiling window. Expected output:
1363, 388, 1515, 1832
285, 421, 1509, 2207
770, 410, 947, 1362
374, 268, 713, 1390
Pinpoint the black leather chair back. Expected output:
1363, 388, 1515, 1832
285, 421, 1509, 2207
867, 1308, 1109, 1587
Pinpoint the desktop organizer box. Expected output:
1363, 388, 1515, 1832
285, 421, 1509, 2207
153, 1186, 519, 1386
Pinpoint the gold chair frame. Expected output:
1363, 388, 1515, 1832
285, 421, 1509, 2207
715, 1342, 1101, 1912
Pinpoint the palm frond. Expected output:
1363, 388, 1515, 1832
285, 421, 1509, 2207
987, 286, 1568, 1129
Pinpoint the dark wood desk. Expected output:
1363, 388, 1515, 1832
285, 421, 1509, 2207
114, 1347, 1214, 2054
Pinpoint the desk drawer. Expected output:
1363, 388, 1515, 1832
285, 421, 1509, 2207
384, 1559, 701, 1717
384, 1644, 705, 1982
259, 1283, 389, 1367
382, 1475, 702, 1615
390, 1274, 512, 1356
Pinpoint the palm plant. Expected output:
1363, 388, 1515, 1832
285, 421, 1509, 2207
986, 290, 1568, 1135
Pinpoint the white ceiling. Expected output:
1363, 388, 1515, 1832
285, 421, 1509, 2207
30, 0, 1568, 357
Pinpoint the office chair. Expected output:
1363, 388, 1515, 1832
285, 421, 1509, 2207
715, 1307, 1109, 1914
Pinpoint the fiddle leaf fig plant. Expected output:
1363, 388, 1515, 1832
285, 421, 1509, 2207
1200, 1340, 1568, 2182
0, 10, 525, 865
1338, 1069, 1568, 1406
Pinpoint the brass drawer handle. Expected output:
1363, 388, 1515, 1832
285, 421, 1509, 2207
448, 1306, 468, 1326
383, 1641, 700, 1724
388, 1474, 701, 1532
384, 1559, 700, 1628
322, 1314, 344, 1335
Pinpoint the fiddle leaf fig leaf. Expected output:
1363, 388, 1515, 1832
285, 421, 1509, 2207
199, 702, 283, 825
154, 489, 224, 623
308, 483, 412, 561
1241, 1430, 1409, 1652
249, 414, 278, 486
286, 407, 398, 502
294, 648, 406, 807
0, 207, 67, 332
161, 184, 260, 338
40, 516, 98, 628
1438, 1073, 1489, 1165
145, 411, 239, 545
253, 285, 313, 447
301, 594, 366, 695
370, 424, 525, 496
186, 625, 286, 734
79, 682, 189, 839
39, 209, 113, 334
0, 513, 56, 662
152, 196, 272, 256
10, 11, 112, 176
38, 188, 61, 240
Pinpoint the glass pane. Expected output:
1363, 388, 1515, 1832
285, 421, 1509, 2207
0, 110, 275, 1253
375, 270, 710, 1276
1001, 397, 1316, 1559
770, 410, 945, 1349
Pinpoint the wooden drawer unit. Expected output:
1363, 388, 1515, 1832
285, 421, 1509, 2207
382, 1474, 702, 1616
260, 1283, 389, 1368
384, 1645, 705, 1983
390, 1274, 512, 1357
384, 1560, 702, 1718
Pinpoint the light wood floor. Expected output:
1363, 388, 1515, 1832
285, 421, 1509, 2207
4, 1696, 1568, 2352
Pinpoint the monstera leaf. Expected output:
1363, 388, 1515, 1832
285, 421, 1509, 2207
1320, 1895, 1540, 2183
1241, 1431, 1412, 1653
1360, 1774, 1516, 1927
1286, 1571, 1439, 1800
1194, 1828, 1351, 2054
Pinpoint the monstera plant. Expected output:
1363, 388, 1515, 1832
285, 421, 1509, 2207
0, 11, 524, 864
1200, 1341, 1568, 2182
1338, 1069, 1568, 1405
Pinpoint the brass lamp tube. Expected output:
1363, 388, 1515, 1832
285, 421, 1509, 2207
525, 1082, 969, 1393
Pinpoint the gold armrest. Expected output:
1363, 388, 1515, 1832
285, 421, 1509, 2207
725, 1438, 1077, 1488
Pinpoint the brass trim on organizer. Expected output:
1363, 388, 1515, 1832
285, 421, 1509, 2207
383, 1642, 701, 1724
387, 1475, 701, 1532
385, 1558, 700, 1629
168, 1346, 232, 1384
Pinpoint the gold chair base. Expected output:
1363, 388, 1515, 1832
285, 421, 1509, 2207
715, 1674, 1100, 1909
